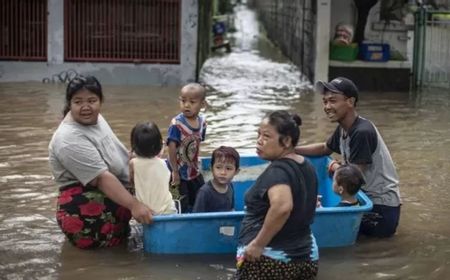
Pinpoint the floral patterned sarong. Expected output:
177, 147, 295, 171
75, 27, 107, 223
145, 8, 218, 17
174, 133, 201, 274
56, 182, 131, 249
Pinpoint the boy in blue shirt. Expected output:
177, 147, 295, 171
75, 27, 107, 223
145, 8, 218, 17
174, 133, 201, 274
167, 83, 207, 213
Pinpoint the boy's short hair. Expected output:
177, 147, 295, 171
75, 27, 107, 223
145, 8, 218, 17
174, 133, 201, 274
181, 83, 207, 100
335, 164, 365, 195
211, 146, 240, 170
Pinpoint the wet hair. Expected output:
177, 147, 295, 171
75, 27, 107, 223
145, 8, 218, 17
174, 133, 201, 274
335, 164, 366, 195
211, 146, 240, 170
63, 75, 103, 116
181, 83, 207, 100
130, 122, 163, 158
265, 110, 302, 147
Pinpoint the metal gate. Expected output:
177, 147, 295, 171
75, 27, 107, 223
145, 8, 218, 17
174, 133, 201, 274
413, 7, 450, 89
64, 0, 181, 64
0, 0, 47, 61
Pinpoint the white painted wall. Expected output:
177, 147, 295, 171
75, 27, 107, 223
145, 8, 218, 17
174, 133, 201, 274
315, 0, 332, 82
47, 0, 64, 65
364, 1, 409, 59
329, 0, 409, 59
330, 0, 356, 39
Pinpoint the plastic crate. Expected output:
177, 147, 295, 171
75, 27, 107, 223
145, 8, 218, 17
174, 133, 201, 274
359, 43, 390, 62
329, 43, 358, 62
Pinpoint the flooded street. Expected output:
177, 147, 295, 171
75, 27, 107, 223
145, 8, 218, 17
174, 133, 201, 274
1, 5, 450, 280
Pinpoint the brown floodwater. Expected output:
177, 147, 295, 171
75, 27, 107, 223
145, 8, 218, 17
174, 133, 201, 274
1, 5, 449, 280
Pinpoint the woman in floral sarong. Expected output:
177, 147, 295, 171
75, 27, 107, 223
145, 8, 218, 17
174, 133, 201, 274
49, 75, 153, 249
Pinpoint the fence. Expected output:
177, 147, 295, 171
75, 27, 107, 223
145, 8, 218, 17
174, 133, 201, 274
413, 7, 450, 88
250, 0, 316, 81
64, 0, 181, 64
0, 0, 47, 61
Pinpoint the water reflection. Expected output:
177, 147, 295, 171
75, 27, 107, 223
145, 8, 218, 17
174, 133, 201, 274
0, 4, 450, 280
201, 6, 311, 154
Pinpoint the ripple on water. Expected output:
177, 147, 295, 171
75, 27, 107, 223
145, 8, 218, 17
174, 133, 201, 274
0, 174, 52, 183
201, 51, 309, 148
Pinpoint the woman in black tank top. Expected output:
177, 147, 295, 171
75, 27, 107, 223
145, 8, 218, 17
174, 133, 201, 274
236, 110, 319, 280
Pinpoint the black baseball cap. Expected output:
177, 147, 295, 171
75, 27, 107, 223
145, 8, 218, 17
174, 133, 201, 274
315, 77, 359, 102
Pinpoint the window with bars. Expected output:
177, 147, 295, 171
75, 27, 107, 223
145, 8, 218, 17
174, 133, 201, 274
64, 0, 181, 64
0, 0, 47, 61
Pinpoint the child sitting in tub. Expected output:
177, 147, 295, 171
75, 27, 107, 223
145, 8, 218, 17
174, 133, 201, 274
193, 146, 240, 213
129, 122, 177, 214
333, 164, 365, 207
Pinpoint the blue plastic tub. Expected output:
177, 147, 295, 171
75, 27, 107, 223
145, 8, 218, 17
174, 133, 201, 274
143, 155, 373, 254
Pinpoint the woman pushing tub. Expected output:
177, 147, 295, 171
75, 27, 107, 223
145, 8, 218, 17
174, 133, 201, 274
48, 75, 153, 249
236, 110, 319, 279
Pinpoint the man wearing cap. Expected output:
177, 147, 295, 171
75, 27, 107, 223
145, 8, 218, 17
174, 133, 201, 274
296, 77, 401, 238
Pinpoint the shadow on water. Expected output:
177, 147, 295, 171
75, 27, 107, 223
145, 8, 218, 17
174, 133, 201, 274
1, 3, 450, 280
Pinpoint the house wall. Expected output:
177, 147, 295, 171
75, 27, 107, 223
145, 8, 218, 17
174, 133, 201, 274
249, 0, 411, 84
0, 0, 199, 86
330, 0, 356, 38
327, 0, 412, 91
330, 0, 409, 59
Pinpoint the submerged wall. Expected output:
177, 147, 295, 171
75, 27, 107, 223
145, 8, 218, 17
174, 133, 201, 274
250, 0, 317, 82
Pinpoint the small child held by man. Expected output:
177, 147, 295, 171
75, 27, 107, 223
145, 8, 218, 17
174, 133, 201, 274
333, 164, 365, 207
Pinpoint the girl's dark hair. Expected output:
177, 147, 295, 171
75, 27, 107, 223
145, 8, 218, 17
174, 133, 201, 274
266, 110, 302, 147
63, 75, 103, 116
130, 122, 163, 158
335, 164, 366, 195
211, 146, 240, 170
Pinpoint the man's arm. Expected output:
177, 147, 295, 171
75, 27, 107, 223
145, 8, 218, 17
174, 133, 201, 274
244, 184, 293, 262
355, 163, 368, 173
295, 142, 333, 156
